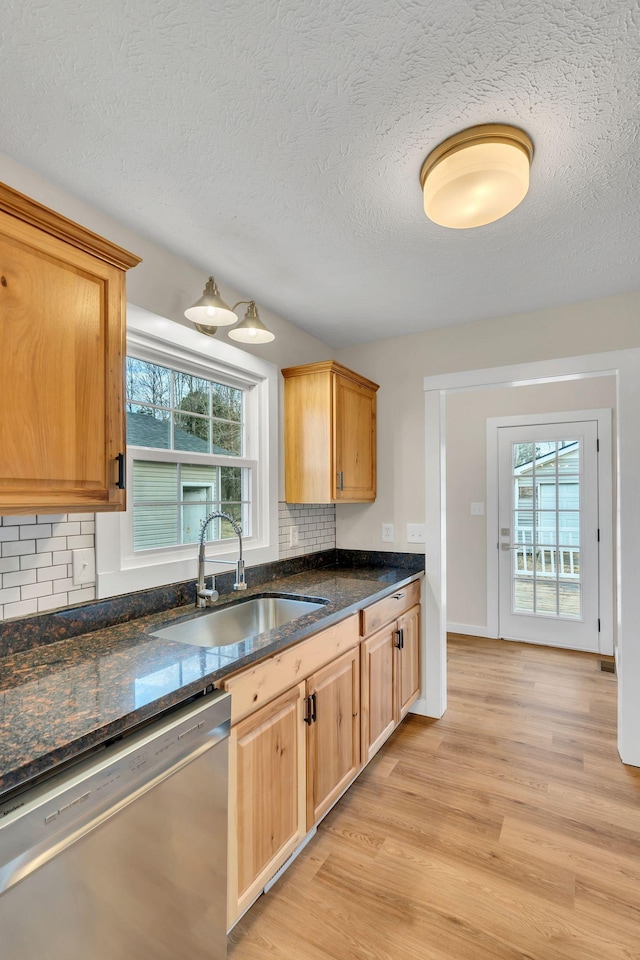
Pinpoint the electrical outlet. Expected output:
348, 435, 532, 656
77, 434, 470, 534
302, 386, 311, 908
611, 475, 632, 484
289, 525, 299, 547
406, 523, 427, 543
382, 523, 394, 543
72, 548, 95, 585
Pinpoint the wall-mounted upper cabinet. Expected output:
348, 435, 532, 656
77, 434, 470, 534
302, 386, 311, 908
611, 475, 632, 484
0, 182, 141, 515
282, 360, 379, 504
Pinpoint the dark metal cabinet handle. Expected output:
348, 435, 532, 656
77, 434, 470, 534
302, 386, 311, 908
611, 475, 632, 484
310, 692, 317, 723
115, 452, 126, 490
337, 471, 344, 491
303, 695, 313, 725
393, 592, 405, 600
395, 628, 404, 650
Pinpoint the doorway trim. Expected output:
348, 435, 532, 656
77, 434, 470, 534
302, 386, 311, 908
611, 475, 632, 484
486, 409, 613, 654
423, 348, 640, 768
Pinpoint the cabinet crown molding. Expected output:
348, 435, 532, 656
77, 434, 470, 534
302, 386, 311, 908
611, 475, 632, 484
281, 360, 379, 393
0, 181, 141, 271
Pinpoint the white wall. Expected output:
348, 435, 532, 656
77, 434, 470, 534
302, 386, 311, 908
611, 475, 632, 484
446, 377, 616, 631
0, 154, 334, 618
335, 290, 640, 552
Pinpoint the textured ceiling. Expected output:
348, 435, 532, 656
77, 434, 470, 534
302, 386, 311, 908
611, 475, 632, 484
0, 0, 639, 346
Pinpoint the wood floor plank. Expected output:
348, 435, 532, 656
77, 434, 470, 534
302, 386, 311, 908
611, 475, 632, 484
229, 635, 640, 960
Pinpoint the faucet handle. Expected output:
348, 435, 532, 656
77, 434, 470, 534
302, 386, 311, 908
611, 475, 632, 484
234, 558, 247, 591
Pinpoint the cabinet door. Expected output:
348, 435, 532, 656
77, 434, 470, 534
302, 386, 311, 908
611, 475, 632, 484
397, 604, 421, 720
228, 683, 306, 927
361, 624, 396, 763
0, 211, 126, 513
333, 374, 376, 501
307, 646, 360, 828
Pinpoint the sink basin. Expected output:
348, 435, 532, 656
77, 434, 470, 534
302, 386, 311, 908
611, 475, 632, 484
152, 595, 326, 648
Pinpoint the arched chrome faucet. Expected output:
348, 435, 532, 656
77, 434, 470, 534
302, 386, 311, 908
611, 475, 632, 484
196, 511, 247, 608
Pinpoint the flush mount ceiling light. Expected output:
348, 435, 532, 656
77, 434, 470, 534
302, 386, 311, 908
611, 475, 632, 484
420, 124, 534, 229
184, 277, 275, 343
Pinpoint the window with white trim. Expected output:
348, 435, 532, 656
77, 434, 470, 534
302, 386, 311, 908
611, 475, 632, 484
95, 309, 278, 599
125, 357, 254, 551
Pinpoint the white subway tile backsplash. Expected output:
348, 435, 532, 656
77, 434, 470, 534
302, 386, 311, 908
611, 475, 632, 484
0, 511, 97, 622
66, 535, 94, 549
3, 598, 38, 618
51, 521, 81, 536
67, 587, 96, 604
2, 540, 36, 557
37, 564, 69, 582
22, 581, 53, 600
0, 528, 19, 542
38, 594, 67, 612
0, 587, 21, 605
2, 570, 37, 588
278, 502, 336, 560
20, 553, 53, 570
36, 537, 67, 553
0, 503, 334, 622
53, 577, 75, 594
19, 524, 48, 540
52, 550, 73, 565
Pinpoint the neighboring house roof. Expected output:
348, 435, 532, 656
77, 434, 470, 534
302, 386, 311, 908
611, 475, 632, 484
126, 411, 233, 455
514, 441, 579, 476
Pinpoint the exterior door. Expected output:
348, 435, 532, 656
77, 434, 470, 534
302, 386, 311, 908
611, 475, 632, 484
498, 421, 599, 651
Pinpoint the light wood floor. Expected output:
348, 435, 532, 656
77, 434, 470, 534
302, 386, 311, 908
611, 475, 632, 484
228, 635, 640, 960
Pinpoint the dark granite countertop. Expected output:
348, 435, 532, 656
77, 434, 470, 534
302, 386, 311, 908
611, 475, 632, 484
0, 560, 423, 800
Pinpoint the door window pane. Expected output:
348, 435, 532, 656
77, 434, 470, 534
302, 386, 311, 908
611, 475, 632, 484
559, 582, 581, 619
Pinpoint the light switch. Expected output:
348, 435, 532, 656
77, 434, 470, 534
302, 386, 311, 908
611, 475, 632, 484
470, 502, 485, 516
72, 548, 95, 585
406, 523, 426, 543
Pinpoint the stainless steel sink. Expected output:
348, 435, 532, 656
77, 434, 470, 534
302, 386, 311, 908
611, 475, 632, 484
152, 596, 326, 648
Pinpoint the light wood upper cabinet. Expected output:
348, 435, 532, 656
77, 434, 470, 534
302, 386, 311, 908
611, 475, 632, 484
306, 646, 361, 828
0, 182, 140, 515
227, 683, 307, 926
282, 360, 379, 504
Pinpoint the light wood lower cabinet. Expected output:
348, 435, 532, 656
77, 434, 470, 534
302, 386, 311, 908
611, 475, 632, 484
361, 624, 396, 764
306, 647, 360, 828
398, 604, 421, 720
361, 601, 421, 762
225, 585, 422, 928
227, 683, 306, 926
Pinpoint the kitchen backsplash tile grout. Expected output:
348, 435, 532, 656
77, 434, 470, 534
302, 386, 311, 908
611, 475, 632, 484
0, 502, 336, 622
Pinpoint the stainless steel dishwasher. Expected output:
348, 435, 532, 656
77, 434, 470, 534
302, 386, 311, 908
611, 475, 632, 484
0, 690, 230, 960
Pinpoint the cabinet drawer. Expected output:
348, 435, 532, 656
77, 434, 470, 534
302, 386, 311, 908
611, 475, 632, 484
220, 614, 359, 724
360, 579, 421, 637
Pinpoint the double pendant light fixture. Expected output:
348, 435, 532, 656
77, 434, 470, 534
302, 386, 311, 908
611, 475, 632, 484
184, 276, 275, 344
420, 124, 533, 229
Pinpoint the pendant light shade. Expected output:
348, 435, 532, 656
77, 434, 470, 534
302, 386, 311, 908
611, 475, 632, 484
184, 276, 238, 327
420, 124, 533, 229
228, 302, 275, 344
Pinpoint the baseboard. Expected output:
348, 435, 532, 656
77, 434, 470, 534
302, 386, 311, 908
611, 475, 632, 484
447, 622, 497, 639
409, 697, 444, 719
